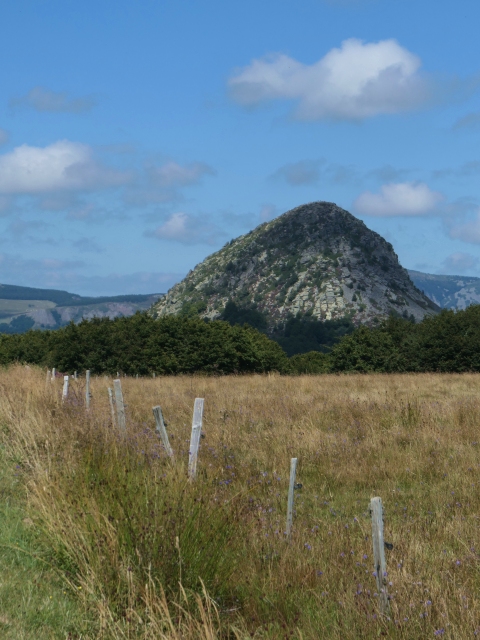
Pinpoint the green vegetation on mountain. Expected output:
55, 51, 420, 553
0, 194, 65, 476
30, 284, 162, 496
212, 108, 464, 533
153, 202, 439, 329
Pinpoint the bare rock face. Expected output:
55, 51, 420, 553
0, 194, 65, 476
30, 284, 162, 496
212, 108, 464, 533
152, 202, 439, 327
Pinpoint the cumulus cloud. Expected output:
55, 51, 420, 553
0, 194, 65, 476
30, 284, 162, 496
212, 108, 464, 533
442, 252, 479, 273
354, 182, 444, 217
0, 140, 132, 194
146, 212, 224, 245
149, 161, 215, 188
11, 86, 96, 113
0, 129, 9, 146
228, 38, 429, 120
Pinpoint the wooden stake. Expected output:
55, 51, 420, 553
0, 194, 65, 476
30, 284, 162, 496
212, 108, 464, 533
153, 406, 174, 457
108, 387, 116, 426
86, 370, 91, 410
114, 379, 127, 432
286, 457, 298, 537
74, 371, 78, 380
62, 375, 69, 400
51, 367, 56, 381
188, 398, 204, 479
370, 497, 390, 616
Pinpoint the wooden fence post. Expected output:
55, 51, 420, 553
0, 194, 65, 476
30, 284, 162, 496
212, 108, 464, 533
46, 369, 51, 385
51, 367, 56, 382
370, 497, 390, 616
286, 457, 298, 537
188, 398, 204, 479
153, 406, 174, 457
108, 387, 116, 426
86, 370, 91, 410
74, 371, 78, 380
62, 375, 69, 400
114, 379, 127, 432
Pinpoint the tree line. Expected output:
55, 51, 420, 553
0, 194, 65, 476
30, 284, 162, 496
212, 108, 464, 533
1, 306, 480, 374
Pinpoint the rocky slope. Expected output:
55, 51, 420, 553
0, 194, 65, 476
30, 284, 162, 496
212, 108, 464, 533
152, 201, 439, 327
408, 270, 480, 309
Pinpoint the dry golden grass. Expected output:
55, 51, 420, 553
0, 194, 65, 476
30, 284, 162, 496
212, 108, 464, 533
1, 367, 480, 638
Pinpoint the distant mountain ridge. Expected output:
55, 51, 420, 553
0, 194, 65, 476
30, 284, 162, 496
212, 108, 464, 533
0, 283, 163, 333
408, 271, 480, 309
153, 201, 439, 328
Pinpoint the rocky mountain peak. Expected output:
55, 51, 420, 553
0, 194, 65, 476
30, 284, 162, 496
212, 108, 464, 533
152, 201, 439, 327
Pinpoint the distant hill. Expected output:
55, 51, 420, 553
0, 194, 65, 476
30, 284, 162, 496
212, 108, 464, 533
0, 283, 163, 334
408, 271, 480, 309
153, 201, 439, 329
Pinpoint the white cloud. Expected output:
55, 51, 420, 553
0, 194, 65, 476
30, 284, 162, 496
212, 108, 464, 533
442, 252, 479, 273
354, 182, 444, 217
11, 86, 96, 113
448, 210, 480, 244
147, 212, 223, 245
0, 140, 132, 194
0, 129, 9, 146
228, 38, 429, 120
149, 161, 215, 188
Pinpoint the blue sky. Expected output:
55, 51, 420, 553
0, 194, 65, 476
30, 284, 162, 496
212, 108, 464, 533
0, 0, 480, 295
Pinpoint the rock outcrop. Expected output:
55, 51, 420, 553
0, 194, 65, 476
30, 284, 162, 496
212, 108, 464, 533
152, 202, 439, 327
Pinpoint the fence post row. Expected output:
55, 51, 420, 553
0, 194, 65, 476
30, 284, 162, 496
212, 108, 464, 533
188, 398, 204, 479
370, 496, 390, 616
86, 370, 91, 410
113, 379, 127, 432
62, 375, 69, 400
286, 457, 298, 538
108, 387, 116, 426
152, 405, 174, 457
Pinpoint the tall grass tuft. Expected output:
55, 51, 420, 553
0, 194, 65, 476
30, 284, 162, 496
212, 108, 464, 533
1, 366, 480, 637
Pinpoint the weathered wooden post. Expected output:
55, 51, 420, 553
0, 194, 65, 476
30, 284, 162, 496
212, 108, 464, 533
74, 371, 78, 380
51, 367, 56, 382
62, 375, 69, 400
85, 370, 91, 410
188, 398, 204, 479
46, 369, 51, 385
370, 497, 390, 616
108, 387, 116, 426
153, 406, 174, 457
286, 457, 298, 537
113, 379, 127, 433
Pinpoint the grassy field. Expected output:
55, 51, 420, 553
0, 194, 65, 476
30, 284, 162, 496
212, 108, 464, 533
0, 368, 479, 638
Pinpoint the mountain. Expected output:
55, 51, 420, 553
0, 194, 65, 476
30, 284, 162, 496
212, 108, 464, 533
0, 284, 163, 333
152, 201, 439, 328
408, 270, 480, 309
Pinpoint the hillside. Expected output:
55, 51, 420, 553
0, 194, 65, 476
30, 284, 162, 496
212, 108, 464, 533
153, 201, 439, 328
408, 270, 480, 309
0, 283, 163, 333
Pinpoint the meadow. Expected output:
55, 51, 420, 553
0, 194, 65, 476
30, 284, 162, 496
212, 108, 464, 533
0, 367, 479, 638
